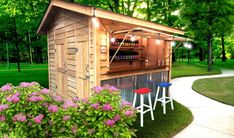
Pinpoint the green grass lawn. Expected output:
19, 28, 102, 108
192, 76, 234, 106
0, 63, 48, 88
172, 63, 221, 78
134, 101, 193, 138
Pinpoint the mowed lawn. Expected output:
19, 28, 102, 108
172, 63, 221, 78
0, 63, 48, 88
193, 76, 234, 106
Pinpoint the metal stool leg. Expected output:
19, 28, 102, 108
133, 93, 137, 108
148, 93, 154, 120
163, 87, 166, 114
153, 86, 160, 110
140, 95, 144, 127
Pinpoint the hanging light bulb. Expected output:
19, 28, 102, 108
92, 17, 99, 27
156, 39, 161, 44
171, 41, 176, 47
111, 37, 116, 43
183, 41, 188, 48
130, 35, 136, 42
156, 33, 161, 44
187, 43, 192, 49
92, 8, 99, 27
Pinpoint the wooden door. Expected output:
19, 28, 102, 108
76, 41, 89, 98
56, 43, 67, 96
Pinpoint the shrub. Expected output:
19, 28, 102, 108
0, 83, 136, 137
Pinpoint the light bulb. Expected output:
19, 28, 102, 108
183, 42, 188, 48
156, 39, 161, 44
130, 35, 136, 42
187, 43, 192, 49
92, 17, 99, 27
111, 37, 115, 43
171, 41, 176, 47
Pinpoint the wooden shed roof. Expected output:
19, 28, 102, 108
37, 0, 185, 36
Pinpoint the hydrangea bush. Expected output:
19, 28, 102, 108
0, 83, 136, 137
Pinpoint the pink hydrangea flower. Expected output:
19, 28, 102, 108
33, 114, 44, 124
113, 114, 121, 122
6, 92, 20, 103
53, 96, 63, 102
72, 97, 79, 102
19, 82, 38, 87
28, 96, 43, 102
102, 103, 113, 111
104, 119, 115, 127
124, 110, 134, 117
91, 103, 100, 109
13, 113, 26, 122
1, 84, 11, 91
41, 88, 49, 94
0, 104, 9, 112
82, 98, 89, 103
63, 115, 71, 121
71, 125, 78, 134
108, 86, 119, 92
121, 100, 132, 106
62, 100, 77, 109
92, 86, 103, 93
48, 104, 59, 113
0, 115, 6, 122
41, 102, 49, 107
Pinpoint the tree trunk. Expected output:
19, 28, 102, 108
27, 32, 33, 64
221, 35, 226, 62
181, 48, 184, 62
13, 17, 20, 72
113, 0, 119, 13
207, 34, 212, 71
187, 50, 190, 64
6, 41, 9, 69
146, 0, 151, 21
172, 52, 176, 63
199, 48, 204, 61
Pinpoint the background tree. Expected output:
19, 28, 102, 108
181, 0, 234, 71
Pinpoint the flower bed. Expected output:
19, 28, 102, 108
0, 83, 136, 137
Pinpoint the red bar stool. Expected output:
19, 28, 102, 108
133, 88, 154, 127
153, 82, 174, 114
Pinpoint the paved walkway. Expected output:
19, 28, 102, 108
172, 70, 234, 138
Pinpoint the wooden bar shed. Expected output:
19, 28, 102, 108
37, 0, 187, 99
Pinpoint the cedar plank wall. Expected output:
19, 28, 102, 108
95, 26, 109, 85
47, 9, 90, 98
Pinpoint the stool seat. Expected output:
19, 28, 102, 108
153, 82, 174, 114
157, 82, 172, 87
133, 88, 151, 94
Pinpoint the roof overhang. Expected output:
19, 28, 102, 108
37, 0, 185, 36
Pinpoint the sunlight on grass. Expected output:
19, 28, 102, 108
192, 76, 234, 106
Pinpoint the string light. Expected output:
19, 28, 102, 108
171, 36, 176, 47
171, 41, 176, 47
156, 33, 161, 44
111, 37, 116, 43
130, 35, 136, 42
92, 8, 99, 27
187, 43, 192, 49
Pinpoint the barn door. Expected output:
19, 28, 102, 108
56, 43, 67, 96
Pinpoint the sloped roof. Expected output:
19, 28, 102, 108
37, 0, 185, 35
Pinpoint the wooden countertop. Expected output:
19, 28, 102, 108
100, 66, 169, 80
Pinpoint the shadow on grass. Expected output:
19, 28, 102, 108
134, 101, 193, 138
